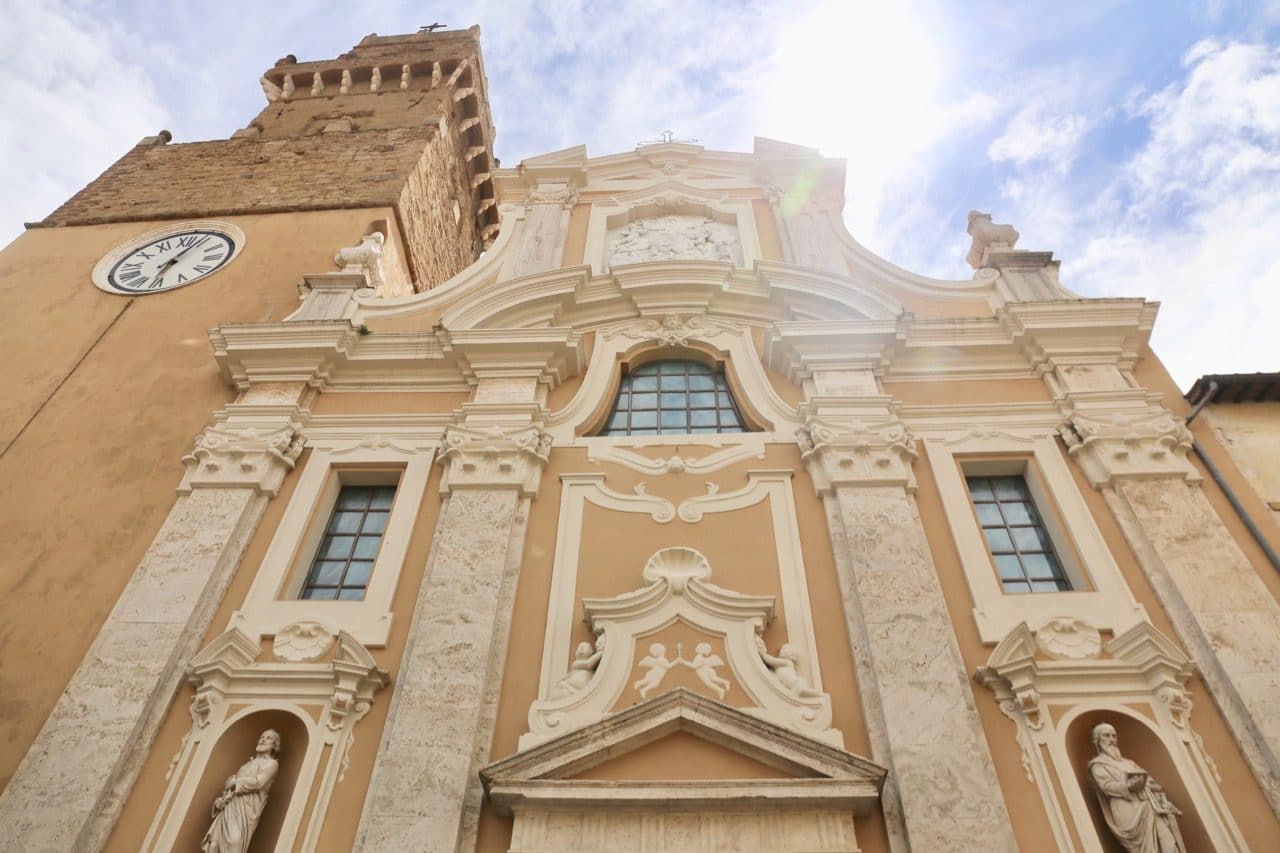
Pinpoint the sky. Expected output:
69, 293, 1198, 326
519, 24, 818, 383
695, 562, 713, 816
2, 0, 1278, 388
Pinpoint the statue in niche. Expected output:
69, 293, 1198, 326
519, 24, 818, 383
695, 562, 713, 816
756, 636, 821, 699
201, 729, 281, 853
690, 642, 730, 699
1088, 723, 1187, 853
549, 637, 605, 699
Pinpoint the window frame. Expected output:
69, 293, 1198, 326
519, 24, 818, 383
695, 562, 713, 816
962, 464, 1081, 594
923, 434, 1146, 644
598, 358, 749, 437
295, 478, 399, 601
231, 446, 435, 647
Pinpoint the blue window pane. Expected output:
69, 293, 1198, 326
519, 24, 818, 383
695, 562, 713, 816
631, 411, 657, 428
975, 503, 1003, 526
983, 528, 1014, 553
1013, 526, 1051, 551
689, 375, 715, 391
660, 410, 687, 428
337, 587, 366, 600
363, 511, 388, 534
353, 536, 381, 559
690, 410, 717, 427
345, 561, 374, 587
993, 477, 1028, 500
632, 393, 657, 409
337, 487, 371, 509
320, 536, 354, 559
312, 560, 345, 585
690, 392, 716, 408
302, 587, 338, 600
660, 374, 688, 390
330, 511, 362, 534
994, 555, 1024, 582
1003, 581, 1031, 594
608, 412, 629, 430
369, 487, 395, 509
717, 391, 733, 407
660, 392, 686, 408
967, 478, 994, 500
1001, 502, 1034, 525
631, 375, 658, 391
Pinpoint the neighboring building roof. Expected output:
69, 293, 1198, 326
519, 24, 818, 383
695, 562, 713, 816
1186, 372, 1280, 404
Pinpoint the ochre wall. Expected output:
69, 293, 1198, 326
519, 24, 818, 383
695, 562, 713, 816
1204, 401, 1280, 525
0, 208, 397, 789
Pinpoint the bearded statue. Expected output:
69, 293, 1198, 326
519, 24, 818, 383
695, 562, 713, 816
202, 729, 281, 853
1088, 723, 1187, 853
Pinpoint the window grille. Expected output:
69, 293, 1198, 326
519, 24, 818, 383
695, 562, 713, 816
966, 475, 1071, 593
300, 485, 396, 600
600, 360, 746, 436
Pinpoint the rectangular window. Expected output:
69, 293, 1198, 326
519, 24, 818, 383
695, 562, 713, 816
300, 485, 396, 600
966, 475, 1071, 594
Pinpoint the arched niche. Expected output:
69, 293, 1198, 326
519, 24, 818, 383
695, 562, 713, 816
174, 707, 310, 852
1065, 708, 1211, 853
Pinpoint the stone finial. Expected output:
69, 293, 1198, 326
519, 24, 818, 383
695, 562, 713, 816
311, 72, 324, 96
966, 210, 1020, 269
281, 74, 295, 100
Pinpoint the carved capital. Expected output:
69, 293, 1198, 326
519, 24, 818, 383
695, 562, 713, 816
796, 416, 917, 493
179, 423, 304, 497
437, 423, 553, 495
1060, 409, 1198, 487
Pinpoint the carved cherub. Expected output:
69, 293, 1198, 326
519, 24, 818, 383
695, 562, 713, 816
756, 636, 821, 698
549, 637, 605, 699
633, 642, 677, 698
689, 642, 730, 699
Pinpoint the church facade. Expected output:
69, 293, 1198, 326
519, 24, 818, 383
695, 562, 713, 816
0, 27, 1278, 853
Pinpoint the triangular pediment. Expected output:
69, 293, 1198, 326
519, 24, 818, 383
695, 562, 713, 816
482, 689, 885, 816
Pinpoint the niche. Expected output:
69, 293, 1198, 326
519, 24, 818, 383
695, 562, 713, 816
1066, 709, 1211, 853
173, 708, 309, 852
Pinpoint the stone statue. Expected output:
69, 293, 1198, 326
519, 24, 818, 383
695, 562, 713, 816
1088, 723, 1187, 853
549, 637, 604, 699
965, 210, 1020, 269
202, 729, 281, 853
689, 642, 730, 699
633, 642, 677, 698
756, 636, 821, 699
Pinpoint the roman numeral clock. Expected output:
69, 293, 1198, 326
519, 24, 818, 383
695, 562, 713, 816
92, 221, 245, 294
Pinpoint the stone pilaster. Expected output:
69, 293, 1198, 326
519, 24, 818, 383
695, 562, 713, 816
798, 398, 1018, 853
355, 377, 549, 851
1064, 405, 1280, 810
0, 406, 304, 851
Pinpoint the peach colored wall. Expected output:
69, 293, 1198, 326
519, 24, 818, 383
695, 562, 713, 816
0, 209, 409, 790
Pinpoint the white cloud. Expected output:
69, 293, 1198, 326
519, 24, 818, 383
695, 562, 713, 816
0, 0, 169, 244
988, 107, 1091, 172
1069, 39, 1280, 386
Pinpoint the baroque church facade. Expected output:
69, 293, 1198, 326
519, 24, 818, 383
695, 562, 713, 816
0, 26, 1278, 853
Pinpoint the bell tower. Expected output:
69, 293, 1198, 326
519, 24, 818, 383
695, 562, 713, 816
41, 27, 498, 290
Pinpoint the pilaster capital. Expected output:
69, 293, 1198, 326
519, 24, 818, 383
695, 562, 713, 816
437, 423, 553, 495
1060, 407, 1198, 488
796, 416, 917, 494
179, 421, 305, 497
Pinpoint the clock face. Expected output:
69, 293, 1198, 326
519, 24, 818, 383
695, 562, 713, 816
94, 222, 245, 295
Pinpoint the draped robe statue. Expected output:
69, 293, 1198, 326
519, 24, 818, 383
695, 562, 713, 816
202, 729, 281, 853
1088, 723, 1187, 853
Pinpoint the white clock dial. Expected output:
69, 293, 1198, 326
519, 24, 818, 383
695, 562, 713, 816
93, 222, 245, 295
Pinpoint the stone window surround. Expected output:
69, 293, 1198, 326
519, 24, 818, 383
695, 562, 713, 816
924, 432, 1147, 644
230, 442, 435, 647
548, 316, 803, 447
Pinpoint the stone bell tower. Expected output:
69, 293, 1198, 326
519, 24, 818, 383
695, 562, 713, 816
42, 26, 499, 290
0, 27, 499, 853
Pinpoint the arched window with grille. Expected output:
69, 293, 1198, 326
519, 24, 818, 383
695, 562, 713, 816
599, 359, 748, 436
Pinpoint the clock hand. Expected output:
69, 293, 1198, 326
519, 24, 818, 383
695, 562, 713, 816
162, 236, 210, 269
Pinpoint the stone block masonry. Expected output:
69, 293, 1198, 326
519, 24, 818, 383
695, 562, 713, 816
40, 125, 477, 290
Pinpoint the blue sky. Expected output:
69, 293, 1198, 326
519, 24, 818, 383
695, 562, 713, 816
2, 1, 1278, 387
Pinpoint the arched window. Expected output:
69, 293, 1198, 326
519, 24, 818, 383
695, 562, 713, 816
600, 359, 747, 436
